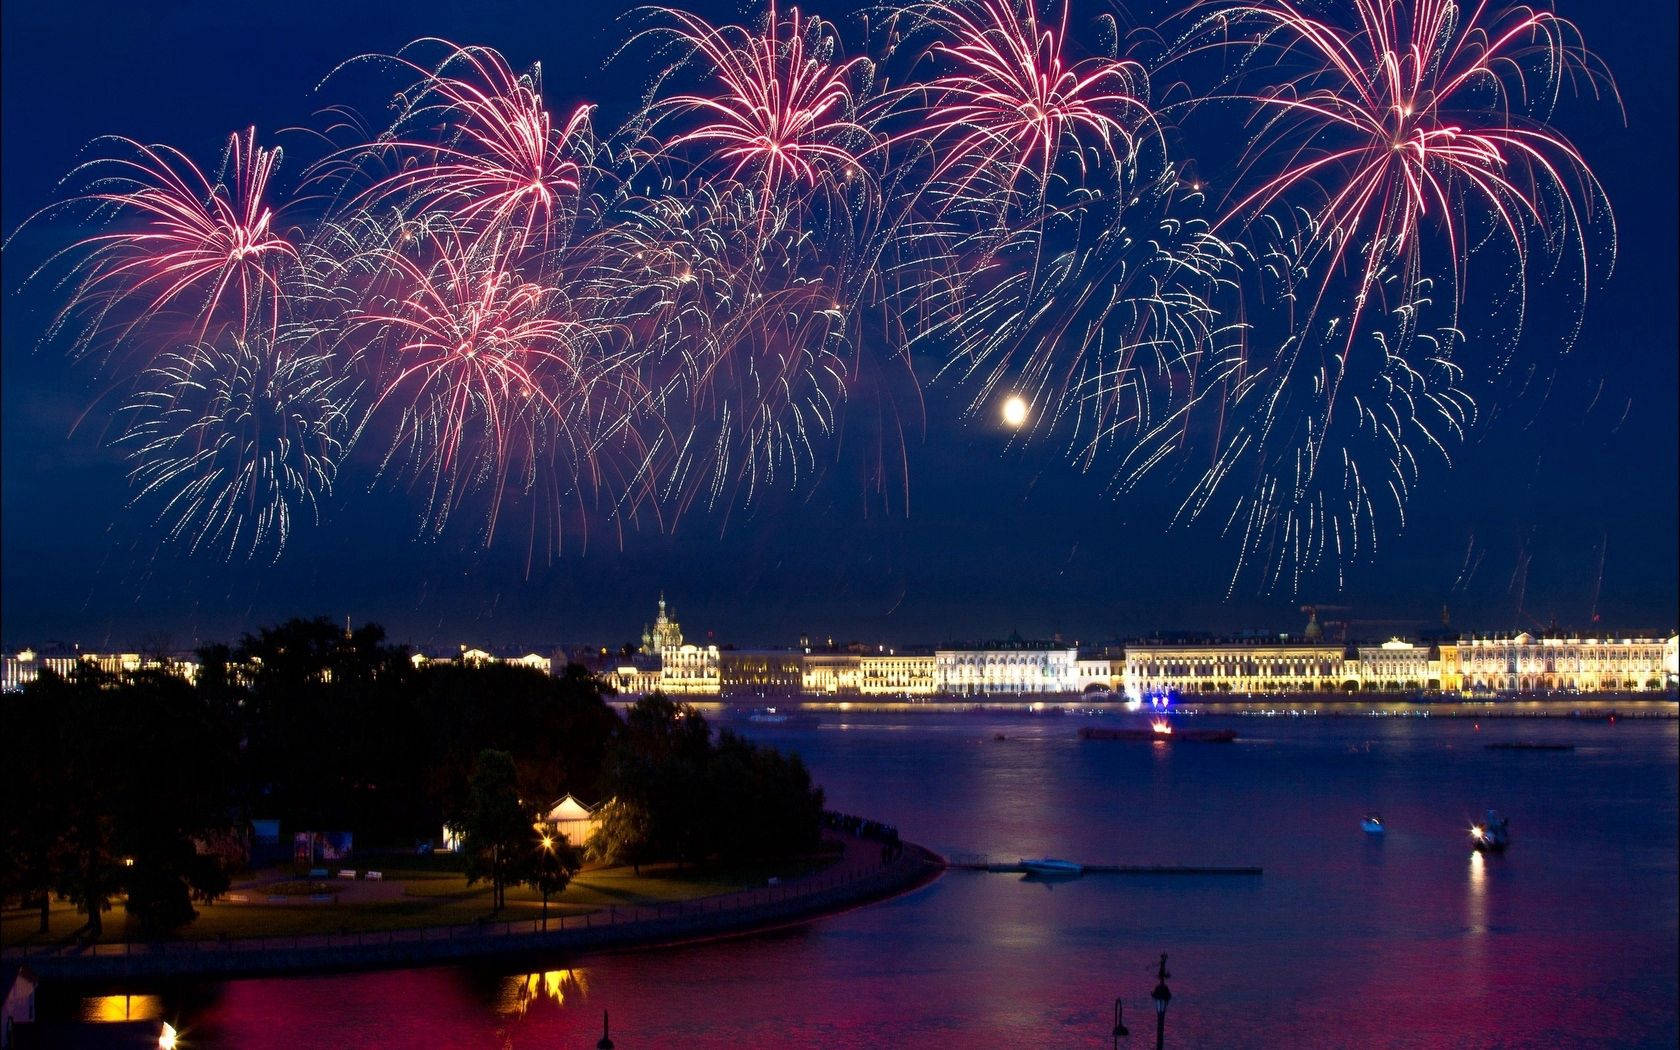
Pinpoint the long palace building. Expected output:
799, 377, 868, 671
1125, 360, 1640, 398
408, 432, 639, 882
6, 601, 1677, 698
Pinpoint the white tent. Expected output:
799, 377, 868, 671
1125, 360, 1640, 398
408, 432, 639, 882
543, 795, 599, 848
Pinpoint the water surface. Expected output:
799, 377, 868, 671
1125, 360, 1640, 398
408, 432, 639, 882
76, 712, 1680, 1048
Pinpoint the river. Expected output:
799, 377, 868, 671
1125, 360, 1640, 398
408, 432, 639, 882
49, 710, 1680, 1048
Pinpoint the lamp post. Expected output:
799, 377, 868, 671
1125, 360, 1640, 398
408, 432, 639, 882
596, 1009, 614, 1050
540, 834, 554, 931
1112, 997, 1129, 1047
1150, 954, 1172, 1050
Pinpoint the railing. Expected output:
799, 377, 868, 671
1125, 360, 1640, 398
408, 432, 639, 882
1, 834, 935, 966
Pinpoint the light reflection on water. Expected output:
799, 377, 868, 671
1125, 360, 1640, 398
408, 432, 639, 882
69, 713, 1678, 1049
80, 993, 165, 1023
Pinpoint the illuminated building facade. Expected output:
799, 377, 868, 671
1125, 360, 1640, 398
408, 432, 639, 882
659, 643, 720, 695
1356, 639, 1433, 691
1076, 657, 1119, 692
801, 652, 863, 695
1122, 643, 1347, 696
444, 648, 553, 674
858, 653, 938, 697
719, 649, 804, 697
935, 648, 1080, 695
1445, 633, 1676, 693
608, 663, 661, 696
3, 648, 199, 692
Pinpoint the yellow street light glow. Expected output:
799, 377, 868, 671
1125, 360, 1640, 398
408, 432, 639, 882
1001, 395, 1028, 428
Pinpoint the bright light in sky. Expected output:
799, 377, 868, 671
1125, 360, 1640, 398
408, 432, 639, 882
1001, 395, 1028, 428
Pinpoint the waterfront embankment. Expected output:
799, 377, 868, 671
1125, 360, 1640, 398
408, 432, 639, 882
636, 696, 1678, 718
1, 834, 943, 983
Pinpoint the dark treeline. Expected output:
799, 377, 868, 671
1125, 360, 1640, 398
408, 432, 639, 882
1, 617, 823, 937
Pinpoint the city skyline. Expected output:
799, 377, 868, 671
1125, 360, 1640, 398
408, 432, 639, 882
3, 0, 1675, 649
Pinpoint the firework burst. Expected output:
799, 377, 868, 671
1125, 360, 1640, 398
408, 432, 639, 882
1182, 0, 1616, 345
320, 40, 599, 254
904, 0, 1155, 218
9, 1, 1621, 582
1159, 0, 1616, 590
34, 128, 298, 360
631, 1, 877, 225
587, 183, 857, 519
119, 329, 357, 560
353, 224, 636, 542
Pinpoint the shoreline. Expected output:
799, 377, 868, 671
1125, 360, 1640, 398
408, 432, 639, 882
622, 696, 1680, 719
1, 838, 943, 985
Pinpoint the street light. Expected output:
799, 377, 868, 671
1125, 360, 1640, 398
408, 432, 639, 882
1151, 954, 1172, 1050
596, 1009, 614, 1050
1112, 997, 1129, 1047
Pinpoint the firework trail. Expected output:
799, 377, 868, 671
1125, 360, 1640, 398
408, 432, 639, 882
118, 328, 357, 561
1157, 212, 1477, 595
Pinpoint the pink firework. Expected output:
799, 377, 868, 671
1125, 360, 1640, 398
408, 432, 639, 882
50, 127, 296, 351
639, 2, 875, 210
908, 0, 1154, 212
1192, 0, 1615, 337
356, 226, 610, 537
335, 40, 595, 252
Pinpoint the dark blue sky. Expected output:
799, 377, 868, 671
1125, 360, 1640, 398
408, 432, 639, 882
3, 0, 1674, 652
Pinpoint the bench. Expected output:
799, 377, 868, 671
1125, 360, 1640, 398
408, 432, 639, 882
338, 869, 357, 879
308, 868, 328, 878
366, 871, 383, 881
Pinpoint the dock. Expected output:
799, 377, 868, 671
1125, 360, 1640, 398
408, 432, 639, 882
950, 862, 1262, 876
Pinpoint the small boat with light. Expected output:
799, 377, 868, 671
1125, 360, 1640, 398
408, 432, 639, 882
1470, 810, 1509, 852
1020, 858, 1084, 878
1360, 815, 1385, 835
730, 706, 821, 728
1079, 721, 1237, 743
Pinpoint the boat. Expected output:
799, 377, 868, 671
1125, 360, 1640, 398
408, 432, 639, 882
729, 706, 822, 729
1079, 723, 1237, 743
1470, 810, 1510, 852
1020, 858, 1084, 877
1360, 815, 1385, 835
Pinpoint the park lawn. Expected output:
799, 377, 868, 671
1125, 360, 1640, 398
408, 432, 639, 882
2, 852, 841, 949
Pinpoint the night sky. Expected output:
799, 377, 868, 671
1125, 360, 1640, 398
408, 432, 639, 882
2, 0, 1674, 652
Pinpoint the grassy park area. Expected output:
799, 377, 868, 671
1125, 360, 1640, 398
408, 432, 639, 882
2, 850, 841, 950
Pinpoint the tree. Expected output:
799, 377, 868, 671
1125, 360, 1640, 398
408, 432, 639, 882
9, 666, 240, 939
531, 823, 583, 929
1, 680, 70, 931
457, 750, 536, 912
709, 731, 824, 863
607, 694, 713, 867
586, 798, 655, 874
